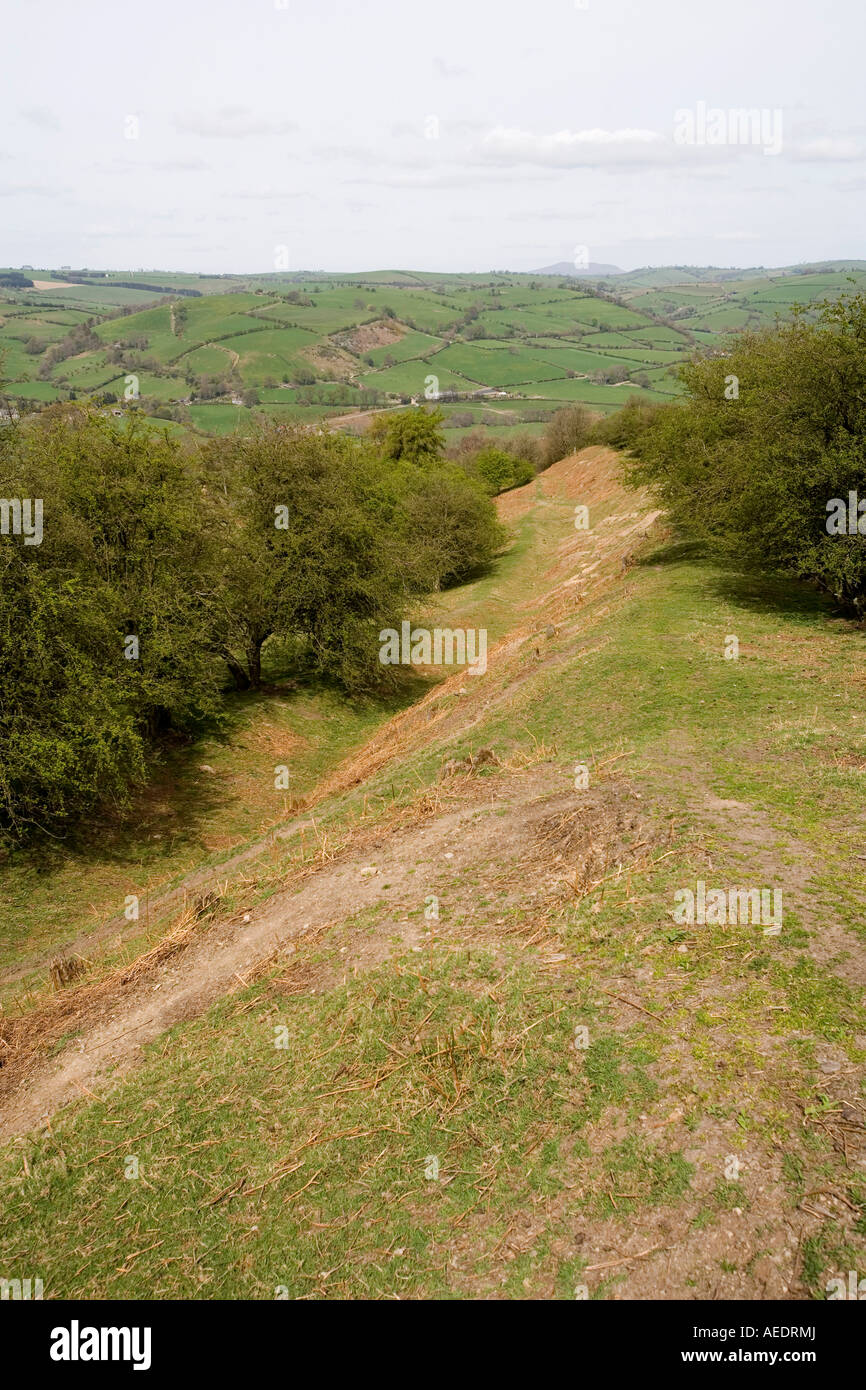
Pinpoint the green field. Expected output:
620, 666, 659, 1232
4, 260, 865, 438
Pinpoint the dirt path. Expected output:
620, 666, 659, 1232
0, 768, 569, 1141
1, 448, 650, 993
0, 813, 323, 990
0, 449, 665, 1138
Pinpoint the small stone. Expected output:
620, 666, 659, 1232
819, 1058, 841, 1074
359, 866, 378, 877
199, 764, 216, 774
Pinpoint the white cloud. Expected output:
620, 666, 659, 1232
433, 56, 468, 78
344, 166, 557, 190
20, 107, 61, 131
476, 125, 670, 168
172, 108, 297, 139
148, 159, 211, 172
0, 184, 65, 197
793, 137, 863, 161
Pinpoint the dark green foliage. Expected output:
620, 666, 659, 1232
0, 407, 505, 840
460, 446, 534, 497
209, 426, 433, 692
0, 408, 223, 840
629, 294, 866, 617
368, 408, 445, 465
590, 396, 664, 451
401, 464, 507, 587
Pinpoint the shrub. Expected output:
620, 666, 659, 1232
630, 294, 866, 618
539, 404, 593, 467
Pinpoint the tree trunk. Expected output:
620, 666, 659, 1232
246, 636, 263, 689
222, 650, 251, 691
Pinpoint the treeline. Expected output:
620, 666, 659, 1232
440, 403, 611, 493
54, 276, 202, 297
37, 322, 102, 378
0, 407, 504, 842
603, 293, 866, 618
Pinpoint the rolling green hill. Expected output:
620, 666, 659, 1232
3, 262, 866, 443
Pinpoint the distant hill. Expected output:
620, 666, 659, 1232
4, 260, 866, 434
534, 261, 622, 276
534, 259, 866, 288
584, 260, 866, 289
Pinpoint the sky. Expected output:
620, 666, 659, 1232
2, 0, 864, 274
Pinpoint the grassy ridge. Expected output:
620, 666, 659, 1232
2, 456, 865, 1298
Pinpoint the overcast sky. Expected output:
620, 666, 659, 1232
2, 0, 864, 274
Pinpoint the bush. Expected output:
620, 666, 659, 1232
0, 409, 223, 841
473, 447, 517, 495
367, 408, 445, 465
401, 466, 506, 588
456, 445, 535, 497
539, 404, 593, 467
509, 431, 542, 470
591, 396, 663, 451
629, 294, 866, 617
0, 406, 508, 840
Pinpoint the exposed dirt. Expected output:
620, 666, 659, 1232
332, 319, 406, 354
0, 765, 572, 1140
3, 445, 863, 1299
299, 342, 357, 381
0, 447, 663, 1136
1, 449, 651, 991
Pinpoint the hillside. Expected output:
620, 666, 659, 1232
3, 264, 866, 448
1, 446, 864, 1299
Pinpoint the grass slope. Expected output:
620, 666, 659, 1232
1, 450, 864, 1299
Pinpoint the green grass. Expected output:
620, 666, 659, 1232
4, 380, 63, 401
361, 329, 444, 367
0, 663, 422, 981
430, 343, 564, 387
2, 449, 866, 1296
186, 403, 248, 433
7, 265, 863, 426
0, 938, 671, 1299
365, 361, 475, 394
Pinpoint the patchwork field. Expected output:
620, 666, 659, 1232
3, 261, 866, 443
